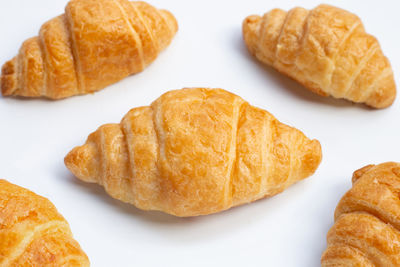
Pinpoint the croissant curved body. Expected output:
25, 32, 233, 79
0, 180, 89, 266
64, 88, 322, 217
1, 0, 178, 99
322, 162, 400, 266
243, 4, 396, 108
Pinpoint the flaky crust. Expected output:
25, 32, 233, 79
0, 179, 89, 266
243, 4, 396, 108
0, 0, 178, 99
321, 162, 400, 267
64, 88, 322, 217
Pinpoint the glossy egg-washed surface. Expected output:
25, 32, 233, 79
65, 88, 322, 217
0, 180, 89, 266
0, 0, 178, 99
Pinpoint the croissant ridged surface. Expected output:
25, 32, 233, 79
0, 0, 178, 99
321, 162, 400, 266
0, 179, 89, 266
64, 88, 322, 217
243, 4, 396, 108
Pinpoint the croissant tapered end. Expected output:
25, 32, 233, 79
159, 9, 179, 40
64, 146, 96, 183
1, 0, 178, 99
365, 73, 396, 108
0, 179, 89, 266
322, 162, 400, 267
243, 4, 396, 109
301, 139, 322, 178
351, 164, 375, 183
64, 132, 100, 184
1, 57, 17, 96
242, 15, 262, 57
64, 88, 321, 217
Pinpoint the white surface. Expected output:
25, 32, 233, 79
0, 0, 399, 266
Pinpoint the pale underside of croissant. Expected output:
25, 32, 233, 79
321, 162, 400, 267
243, 4, 396, 108
0, 0, 178, 99
0, 180, 89, 266
64, 88, 322, 217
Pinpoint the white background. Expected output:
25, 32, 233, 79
0, 0, 399, 266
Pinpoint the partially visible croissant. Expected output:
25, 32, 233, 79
65, 88, 322, 217
0, 179, 89, 266
321, 162, 400, 266
243, 4, 396, 108
1, 0, 178, 99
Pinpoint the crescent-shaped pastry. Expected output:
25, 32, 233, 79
243, 4, 396, 108
1, 0, 178, 99
65, 88, 322, 216
0, 179, 89, 266
322, 162, 400, 266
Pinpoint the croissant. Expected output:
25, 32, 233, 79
64, 87, 322, 217
0, 0, 178, 99
243, 4, 396, 108
321, 162, 400, 266
0, 179, 89, 266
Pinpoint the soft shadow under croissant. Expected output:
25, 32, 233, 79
65, 87, 322, 217
1, 0, 178, 99
243, 4, 396, 108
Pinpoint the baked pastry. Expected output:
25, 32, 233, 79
243, 4, 396, 108
321, 162, 400, 266
1, 0, 178, 99
0, 179, 89, 266
65, 87, 322, 217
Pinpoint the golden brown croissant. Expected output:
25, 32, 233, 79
243, 4, 396, 108
0, 0, 178, 99
321, 162, 400, 266
0, 179, 89, 266
64, 88, 322, 217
